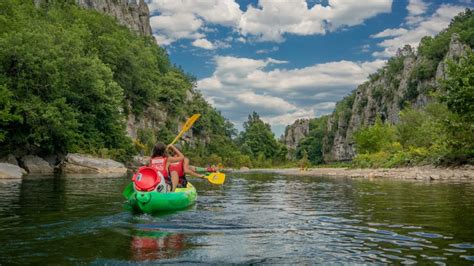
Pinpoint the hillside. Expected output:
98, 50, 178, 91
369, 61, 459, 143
284, 9, 474, 166
0, 0, 239, 166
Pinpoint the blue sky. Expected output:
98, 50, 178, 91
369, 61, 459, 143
145, 0, 472, 136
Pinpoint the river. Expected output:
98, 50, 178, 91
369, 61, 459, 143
0, 173, 473, 264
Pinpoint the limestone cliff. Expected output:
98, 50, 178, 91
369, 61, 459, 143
322, 33, 471, 162
34, 0, 152, 36
281, 119, 310, 158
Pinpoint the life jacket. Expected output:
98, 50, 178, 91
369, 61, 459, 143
168, 160, 187, 187
169, 160, 185, 178
149, 156, 168, 179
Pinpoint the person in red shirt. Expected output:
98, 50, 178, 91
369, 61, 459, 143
149, 143, 184, 191
169, 157, 207, 191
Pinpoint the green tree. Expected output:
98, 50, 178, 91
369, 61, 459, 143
241, 112, 280, 159
440, 51, 474, 162
299, 150, 310, 169
296, 116, 328, 164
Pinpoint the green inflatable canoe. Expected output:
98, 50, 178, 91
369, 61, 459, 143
123, 182, 197, 214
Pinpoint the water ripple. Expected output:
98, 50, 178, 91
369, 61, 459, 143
0, 173, 473, 264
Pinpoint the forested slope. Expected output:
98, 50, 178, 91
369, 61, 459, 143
0, 0, 238, 165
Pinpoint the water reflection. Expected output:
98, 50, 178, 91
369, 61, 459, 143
0, 173, 473, 264
131, 229, 186, 261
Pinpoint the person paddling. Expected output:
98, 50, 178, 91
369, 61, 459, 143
149, 143, 184, 192
169, 158, 201, 191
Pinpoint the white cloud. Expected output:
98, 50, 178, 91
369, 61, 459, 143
326, 0, 393, 29
371, 28, 408, 38
149, 12, 204, 45
198, 56, 385, 128
146, 0, 393, 45
372, 4, 467, 58
237, 92, 297, 112
147, 0, 242, 26
192, 38, 215, 50
191, 38, 231, 50
238, 0, 392, 42
147, 0, 241, 45
153, 34, 174, 46
262, 108, 316, 126
406, 0, 429, 25
214, 40, 232, 49
256, 46, 279, 54
361, 44, 371, 53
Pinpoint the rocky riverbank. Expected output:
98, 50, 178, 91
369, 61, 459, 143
0, 153, 128, 178
232, 165, 474, 181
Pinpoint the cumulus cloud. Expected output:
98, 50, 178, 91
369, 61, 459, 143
150, 12, 204, 45
147, 0, 242, 26
146, 0, 241, 46
370, 28, 409, 38
146, 0, 393, 45
237, 92, 297, 112
197, 56, 385, 128
372, 4, 467, 58
238, 0, 392, 42
406, 0, 429, 25
262, 108, 316, 127
192, 38, 215, 49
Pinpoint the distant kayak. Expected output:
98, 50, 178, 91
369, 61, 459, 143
124, 182, 197, 214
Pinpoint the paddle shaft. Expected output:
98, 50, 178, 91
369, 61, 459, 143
169, 114, 200, 146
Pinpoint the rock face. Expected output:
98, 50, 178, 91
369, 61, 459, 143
22, 155, 55, 174
126, 91, 211, 149
0, 163, 27, 179
62, 153, 127, 174
34, 0, 152, 36
321, 34, 471, 162
76, 0, 152, 36
281, 119, 310, 158
126, 103, 168, 140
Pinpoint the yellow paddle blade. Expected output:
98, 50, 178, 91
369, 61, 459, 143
182, 114, 201, 132
170, 114, 201, 146
206, 172, 225, 185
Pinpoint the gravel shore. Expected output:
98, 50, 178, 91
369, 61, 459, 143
230, 165, 474, 181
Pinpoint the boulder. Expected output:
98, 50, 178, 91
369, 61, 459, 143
62, 153, 127, 175
0, 163, 27, 178
43, 154, 62, 169
240, 166, 250, 171
22, 155, 54, 174
0, 154, 18, 165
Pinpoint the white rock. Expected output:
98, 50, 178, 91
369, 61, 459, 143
0, 163, 27, 179
62, 153, 127, 175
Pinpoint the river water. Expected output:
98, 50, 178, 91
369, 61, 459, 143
0, 172, 473, 264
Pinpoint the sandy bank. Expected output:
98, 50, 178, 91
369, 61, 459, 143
230, 165, 474, 181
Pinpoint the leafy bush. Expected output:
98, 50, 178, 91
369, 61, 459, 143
353, 116, 396, 154
396, 104, 446, 149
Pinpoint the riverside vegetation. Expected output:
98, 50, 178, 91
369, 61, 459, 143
0, 1, 472, 170
0, 0, 285, 169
